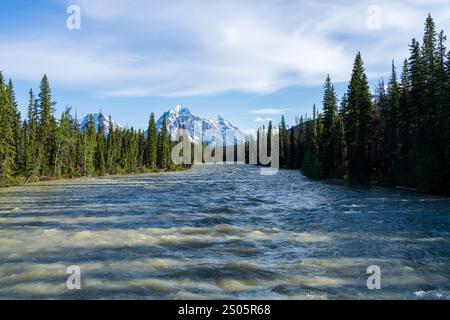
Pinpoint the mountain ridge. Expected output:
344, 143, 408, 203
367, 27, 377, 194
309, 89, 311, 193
156, 105, 248, 145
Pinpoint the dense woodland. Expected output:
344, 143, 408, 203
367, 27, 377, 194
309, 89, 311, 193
0, 73, 178, 186
1, 15, 449, 194
255, 15, 450, 195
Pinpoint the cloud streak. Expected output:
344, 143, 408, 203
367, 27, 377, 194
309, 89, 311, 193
0, 0, 449, 98
255, 117, 273, 123
250, 108, 289, 115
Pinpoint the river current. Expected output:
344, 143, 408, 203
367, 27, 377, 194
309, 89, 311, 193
0, 164, 449, 299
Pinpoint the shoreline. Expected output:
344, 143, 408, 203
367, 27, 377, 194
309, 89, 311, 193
0, 166, 191, 189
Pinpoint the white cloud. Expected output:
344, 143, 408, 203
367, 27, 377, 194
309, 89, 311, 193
255, 117, 273, 123
250, 108, 289, 115
1, 0, 449, 97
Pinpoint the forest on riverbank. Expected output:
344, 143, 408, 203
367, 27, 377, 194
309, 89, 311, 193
1, 14, 449, 195
0, 73, 183, 186
256, 15, 450, 195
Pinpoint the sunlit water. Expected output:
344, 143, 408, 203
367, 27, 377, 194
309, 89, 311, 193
0, 164, 449, 300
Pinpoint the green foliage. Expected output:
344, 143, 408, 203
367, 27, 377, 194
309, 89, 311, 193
1, 14, 449, 195
37, 74, 57, 176
319, 74, 338, 176
278, 116, 288, 167
301, 150, 324, 179
157, 116, 171, 170
0, 72, 181, 186
0, 73, 16, 185
95, 122, 106, 176
273, 14, 450, 194
147, 113, 158, 169
344, 52, 374, 184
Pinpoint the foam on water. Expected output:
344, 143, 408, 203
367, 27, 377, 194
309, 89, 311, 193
0, 164, 449, 299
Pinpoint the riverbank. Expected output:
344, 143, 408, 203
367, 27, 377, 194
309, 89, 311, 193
297, 168, 450, 196
0, 165, 191, 189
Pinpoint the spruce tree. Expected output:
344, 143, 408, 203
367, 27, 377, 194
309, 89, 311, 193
54, 107, 75, 177
441, 49, 450, 193
398, 59, 412, 184
279, 115, 287, 167
0, 73, 16, 185
386, 61, 401, 183
83, 115, 96, 176
6, 80, 21, 174
24, 90, 37, 177
37, 74, 57, 176
95, 121, 106, 176
106, 115, 117, 174
157, 117, 169, 169
320, 74, 338, 176
267, 121, 273, 160
147, 113, 157, 169
344, 52, 374, 184
373, 79, 387, 179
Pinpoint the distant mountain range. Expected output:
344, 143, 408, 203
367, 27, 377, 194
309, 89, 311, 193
78, 113, 122, 134
156, 105, 248, 145
76, 106, 248, 145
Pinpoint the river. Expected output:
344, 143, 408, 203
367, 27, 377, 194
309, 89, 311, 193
0, 164, 449, 299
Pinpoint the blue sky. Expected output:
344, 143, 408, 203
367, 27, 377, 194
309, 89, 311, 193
1, 0, 449, 133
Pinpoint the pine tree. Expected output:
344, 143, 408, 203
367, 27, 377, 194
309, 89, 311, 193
267, 121, 273, 159
398, 59, 412, 184
147, 113, 157, 170
320, 74, 338, 176
373, 79, 387, 180
0, 72, 16, 185
137, 129, 146, 171
301, 106, 323, 178
37, 74, 57, 176
6, 80, 22, 174
344, 52, 374, 184
54, 107, 75, 177
386, 61, 401, 183
95, 121, 106, 176
335, 101, 347, 177
442, 41, 450, 192
157, 116, 170, 169
288, 125, 296, 168
106, 115, 117, 174
83, 115, 96, 176
24, 90, 37, 177
433, 30, 448, 191
74, 111, 85, 176
408, 38, 425, 145
444, 50, 450, 193
279, 115, 287, 167
256, 128, 261, 165
296, 116, 305, 169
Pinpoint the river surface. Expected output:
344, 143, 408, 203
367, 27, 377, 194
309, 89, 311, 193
0, 164, 449, 300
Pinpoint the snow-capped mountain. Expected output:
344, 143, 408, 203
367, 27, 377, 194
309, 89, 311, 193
79, 113, 122, 133
156, 105, 248, 145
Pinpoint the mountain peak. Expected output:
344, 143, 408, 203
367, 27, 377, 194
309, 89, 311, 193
79, 113, 122, 133
169, 105, 190, 115
157, 107, 247, 145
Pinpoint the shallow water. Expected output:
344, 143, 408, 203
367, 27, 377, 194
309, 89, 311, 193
0, 164, 449, 300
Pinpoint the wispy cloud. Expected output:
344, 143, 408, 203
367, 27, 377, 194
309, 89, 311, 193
250, 108, 289, 115
255, 117, 273, 123
0, 0, 449, 97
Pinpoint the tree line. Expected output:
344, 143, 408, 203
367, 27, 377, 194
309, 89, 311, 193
256, 15, 450, 195
2, 14, 449, 194
0, 74, 179, 186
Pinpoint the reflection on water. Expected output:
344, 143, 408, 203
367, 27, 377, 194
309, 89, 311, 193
0, 164, 449, 299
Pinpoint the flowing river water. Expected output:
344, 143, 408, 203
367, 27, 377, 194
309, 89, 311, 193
0, 164, 449, 300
